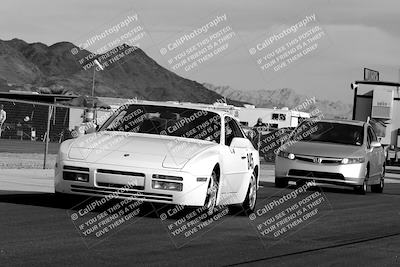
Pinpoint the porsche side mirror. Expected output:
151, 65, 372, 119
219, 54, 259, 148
86, 125, 97, 134
371, 141, 381, 148
230, 137, 249, 148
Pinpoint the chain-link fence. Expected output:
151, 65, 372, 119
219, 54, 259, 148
0, 99, 99, 169
0, 97, 298, 169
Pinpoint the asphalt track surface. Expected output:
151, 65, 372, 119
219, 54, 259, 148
1, 140, 400, 266
1, 165, 400, 267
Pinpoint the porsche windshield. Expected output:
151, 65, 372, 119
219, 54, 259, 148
292, 121, 364, 146
100, 104, 221, 143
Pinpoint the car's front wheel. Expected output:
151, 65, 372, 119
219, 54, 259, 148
371, 164, 385, 193
241, 171, 257, 214
355, 165, 368, 195
203, 168, 218, 216
355, 180, 367, 195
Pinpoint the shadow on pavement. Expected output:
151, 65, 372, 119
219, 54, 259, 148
260, 181, 400, 196
0, 191, 160, 217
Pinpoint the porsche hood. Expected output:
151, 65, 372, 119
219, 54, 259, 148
66, 132, 218, 169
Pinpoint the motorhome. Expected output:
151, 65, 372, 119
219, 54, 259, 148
236, 105, 310, 129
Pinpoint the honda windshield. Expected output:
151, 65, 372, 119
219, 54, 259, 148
292, 121, 364, 146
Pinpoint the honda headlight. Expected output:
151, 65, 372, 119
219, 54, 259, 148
278, 151, 295, 160
341, 157, 365, 164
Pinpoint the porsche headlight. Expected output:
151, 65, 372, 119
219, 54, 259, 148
152, 181, 183, 191
341, 157, 365, 164
59, 139, 75, 160
68, 147, 91, 160
152, 174, 183, 191
278, 150, 295, 160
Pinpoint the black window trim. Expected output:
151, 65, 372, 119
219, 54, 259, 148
224, 115, 245, 146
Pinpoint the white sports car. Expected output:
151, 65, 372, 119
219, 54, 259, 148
55, 103, 260, 214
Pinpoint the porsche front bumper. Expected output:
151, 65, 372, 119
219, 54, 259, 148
55, 160, 210, 206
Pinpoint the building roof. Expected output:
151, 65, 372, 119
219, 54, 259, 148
320, 118, 365, 126
0, 91, 77, 104
355, 80, 400, 87
98, 97, 229, 116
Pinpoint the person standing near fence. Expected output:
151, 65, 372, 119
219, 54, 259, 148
253, 117, 267, 131
0, 104, 6, 138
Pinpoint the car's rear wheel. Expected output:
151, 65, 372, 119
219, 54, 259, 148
241, 171, 257, 214
371, 164, 385, 193
203, 168, 218, 216
275, 177, 288, 188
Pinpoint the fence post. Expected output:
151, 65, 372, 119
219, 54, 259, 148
43, 106, 53, 169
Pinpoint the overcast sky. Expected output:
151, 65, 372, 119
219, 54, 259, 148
1, 0, 399, 103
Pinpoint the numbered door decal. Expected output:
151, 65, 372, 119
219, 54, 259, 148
247, 153, 254, 170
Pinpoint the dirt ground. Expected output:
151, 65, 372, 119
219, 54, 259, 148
0, 153, 56, 169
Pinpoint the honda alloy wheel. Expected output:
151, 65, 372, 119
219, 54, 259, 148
371, 164, 385, 193
355, 166, 368, 195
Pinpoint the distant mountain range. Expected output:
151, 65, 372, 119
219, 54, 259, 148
0, 38, 244, 106
203, 83, 352, 119
0, 38, 351, 118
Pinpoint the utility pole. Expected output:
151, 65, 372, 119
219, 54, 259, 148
43, 105, 53, 169
398, 68, 400, 83
91, 66, 96, 99
91, 60, 104, 123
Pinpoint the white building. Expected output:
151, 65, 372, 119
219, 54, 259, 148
352, 80, 400, 147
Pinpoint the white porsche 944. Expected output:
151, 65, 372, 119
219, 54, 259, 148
55, 103, 260, 214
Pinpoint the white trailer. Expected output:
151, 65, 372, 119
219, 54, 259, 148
95, 98, 310, 131
236, 106, 310, 129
